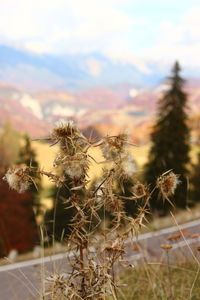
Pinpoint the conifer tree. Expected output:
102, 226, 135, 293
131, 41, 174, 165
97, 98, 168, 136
44, 181, 75, 243
144, 62, 190, 213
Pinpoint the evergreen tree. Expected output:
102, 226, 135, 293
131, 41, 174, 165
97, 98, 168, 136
144, 62, 190, 213
44, 177, 75, 243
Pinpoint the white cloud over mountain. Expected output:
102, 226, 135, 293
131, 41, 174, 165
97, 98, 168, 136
1, 0, 200, 70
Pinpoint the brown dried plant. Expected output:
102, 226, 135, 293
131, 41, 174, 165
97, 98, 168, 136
4, 120, 180, 300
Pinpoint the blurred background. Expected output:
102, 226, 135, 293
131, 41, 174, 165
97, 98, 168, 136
1, 0, 200, 257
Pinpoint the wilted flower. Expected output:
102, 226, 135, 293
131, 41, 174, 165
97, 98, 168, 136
51, 119, 88, 155
51, 119, 76, 139
61, 153, 89, 179
101, 133, 129, 161
157, 171, 180, 198
3, 165, 31, 193
132, 182, 147, 198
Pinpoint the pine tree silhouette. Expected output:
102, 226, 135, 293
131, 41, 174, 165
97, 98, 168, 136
144, 62, 190, 213
44, 177, 75, 243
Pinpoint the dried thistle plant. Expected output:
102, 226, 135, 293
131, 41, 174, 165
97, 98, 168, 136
4, 164, 33, 193
101, 133, 129, 162
3, 120, 181, 300
157, 171, 180, 206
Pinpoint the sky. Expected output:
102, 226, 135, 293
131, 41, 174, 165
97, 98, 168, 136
0, 0, 200, 70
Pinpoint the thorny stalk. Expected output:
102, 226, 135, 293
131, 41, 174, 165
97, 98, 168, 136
3, 120, 180, 300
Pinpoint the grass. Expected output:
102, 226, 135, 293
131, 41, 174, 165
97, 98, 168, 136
112, 260, 200, 300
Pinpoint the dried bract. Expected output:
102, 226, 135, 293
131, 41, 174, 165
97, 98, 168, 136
51, 119, 88, 155
3, 165, 31, 193
58, 153, 89, 179
132, 182, 147, 198
101, 133, 129, 161
157, 171, 180, 198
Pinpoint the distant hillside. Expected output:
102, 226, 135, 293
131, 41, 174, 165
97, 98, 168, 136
1, 81, 200, 144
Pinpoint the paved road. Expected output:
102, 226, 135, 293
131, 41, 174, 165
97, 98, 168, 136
0, 219, 200, 300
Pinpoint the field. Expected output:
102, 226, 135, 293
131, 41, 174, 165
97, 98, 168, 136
32, 140, 199, 189
111, 261, 200, 300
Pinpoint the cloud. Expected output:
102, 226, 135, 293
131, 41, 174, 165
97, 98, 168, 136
0, 0, 134, 53
146, 7, 200, 68
1, 0, 200, 71
0, 0, 149, 71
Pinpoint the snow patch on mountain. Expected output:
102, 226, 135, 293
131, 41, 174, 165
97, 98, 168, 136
19, 93, 43, 119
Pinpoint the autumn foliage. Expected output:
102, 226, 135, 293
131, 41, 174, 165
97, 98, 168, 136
0, 180, 37, 256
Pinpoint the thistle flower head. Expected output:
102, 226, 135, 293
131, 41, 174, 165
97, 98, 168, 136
4, 165, 31, 193
101, 133, 129, 161
61, 153, 89, 179
52, 119, 76, 139
132, 182, 147, 198
157, 171, 180, 198
51, 119, 88, 155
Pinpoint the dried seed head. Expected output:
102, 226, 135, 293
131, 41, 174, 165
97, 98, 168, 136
157, 171, 180, 198
52, 119, 76, 139
51, 119, 88, 155
160, 244, 173, 250
61, 153, 89, 179
132, 182, 147, 198
101, 133, 129, 161
4, 165, 31, 193
121, 153, 136, 176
